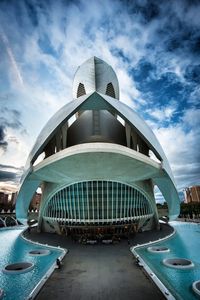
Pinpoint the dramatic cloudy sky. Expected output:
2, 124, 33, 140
0, 0, 199, 201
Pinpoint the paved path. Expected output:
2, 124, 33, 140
25, 224, 173, 300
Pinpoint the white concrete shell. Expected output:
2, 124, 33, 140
16, 58, 180, 226
16, 92, 180, 222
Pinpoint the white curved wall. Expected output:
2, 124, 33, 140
16, 63, 180, 224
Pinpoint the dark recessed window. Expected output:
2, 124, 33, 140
77, 83, 86, 98
106, 82, 115, 98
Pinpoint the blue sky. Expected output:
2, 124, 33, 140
0, 0, 199, 202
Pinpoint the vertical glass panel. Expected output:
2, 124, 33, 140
111, 181, 114, 220
60, 190, 63, 220
116, 182, 118, 220
131, 188, 134, 218
65, 188, 69, 219
97, 181, 99, 221
75, 183, 79, 220
53, 195, 55, 220
138, 190, 141, 217
127, 186, 130, 218
60, 190, 62, 220
123, 185, 127, 219
86, 181, 90, 220
80, 183, 83, 220
102, 181, 104, 220
92, 181, 94, 221
69, 185, 73, 220
73, 184, 77, 221
81, 182, 86, 220
77, 183, 80, 221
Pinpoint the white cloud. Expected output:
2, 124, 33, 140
0, 28, 24, 88
153, 109, 200, 191
117, 68, 140, 109
147, 103, 177, 122
2, 127, 30, 168
0, 182, 19, 193
182, 108, 200, 128
189, 86, 200, 104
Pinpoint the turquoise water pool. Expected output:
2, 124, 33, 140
135, 222, 200, 300
0, 227, 64, 300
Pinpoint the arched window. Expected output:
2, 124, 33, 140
77, 83, 86, 98
106, 82, 115, 98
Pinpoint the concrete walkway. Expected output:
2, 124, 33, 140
25, 224, 173, 300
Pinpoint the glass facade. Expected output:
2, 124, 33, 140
43, 181, 153, 223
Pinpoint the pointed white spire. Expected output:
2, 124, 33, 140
72, 56, 119, 99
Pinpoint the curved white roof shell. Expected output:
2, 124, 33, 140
16, 57, 180, 225
73, 57, 119, 99
26, 92, 173, 179
16, 92, 180, 223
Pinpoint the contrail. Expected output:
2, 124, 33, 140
0, 27, 24, 87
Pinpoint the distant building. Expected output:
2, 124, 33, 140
10, 192, 18, 207
184, 186, 200, 203
0, 192, 9, 207
0, 192, 4, 206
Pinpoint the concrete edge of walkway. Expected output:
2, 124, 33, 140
130, 225, 176, 300
21, 227, 68, 300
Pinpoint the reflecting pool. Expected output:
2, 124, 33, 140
0, 227, 64, 300
135, 222, 200, 300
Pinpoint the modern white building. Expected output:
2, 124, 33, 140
16, 57, 180, 236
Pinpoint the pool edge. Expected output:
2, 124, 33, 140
21, 228, 68, 300
130, 224, 176, 300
